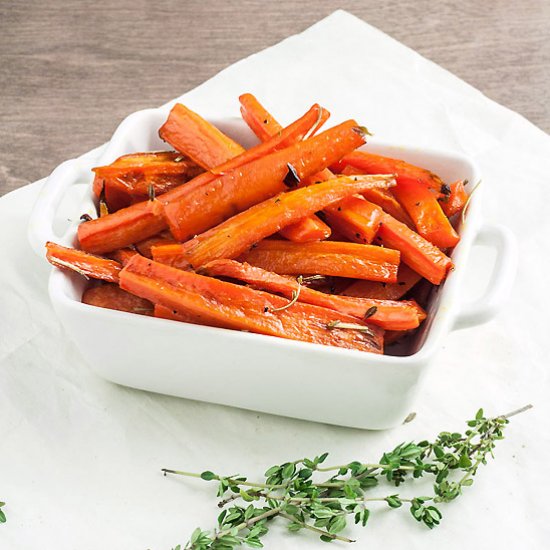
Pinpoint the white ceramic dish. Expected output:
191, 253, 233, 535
28, 107, 517, 429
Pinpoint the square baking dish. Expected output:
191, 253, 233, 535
28, 106, 517, 429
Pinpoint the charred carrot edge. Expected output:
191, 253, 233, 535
392, 179, 459, 249
333, 151, 444, 191
202, 259, 422, 331
159, 104, 245, 169
343, 264, 422, 301
82, 283, 153, 315
46, 241, 121, 283
324, 196, 383, 244
241, 239, 400, 283
278, 215, 332, 243
109, 247, 140, 266
376, 213, 452, 285
78, 104, 329, 254
152, 175, 395, 270
161, 120, 368, 242
439, 179, 468, 217
120, 255, 384, 353
341, 165, 414, 227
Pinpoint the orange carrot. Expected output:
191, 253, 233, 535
341, 165, 414, 226
439, 179, 468, 217
46, 242, 122, 282
392, 179, 459, 249
376, 213, 452, 285
324, 196, 383, 244
343, 264, 422, 300
202, 259, 423, 331
78, 104, 330, 253
134, 232, 176, 258
333, 150, 444, 191
119, 255, 384, 353
82, 283, 153, 315
161, 120, 368, 242
278, 215, 332, 243
92, 152, 203, 211
159, 104, 245, 169
153, 304, 215, 326
241, 240, 400, 282
109, 247, 140, 266
152, 175, 395, 269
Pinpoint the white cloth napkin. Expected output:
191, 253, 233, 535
1, 10, 549, 549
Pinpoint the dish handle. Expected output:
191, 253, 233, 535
453, 223, 517, 330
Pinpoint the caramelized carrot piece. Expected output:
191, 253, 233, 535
46, 242, 121, 282
376, 214, 452, 285
120, 255, 384, 353
154, 304, 214, 326
392, 179, 459, 249
78, 104, 330, 254
278, 215, 332, 243
341, 165, 414, 226
109, 247, 139, 266
239, 93, 330, 142
202, 259, 423, 330
134, 232, 176, 258
343, 264, 422, 300
439, 179, 468, 217
324, 196, 383, 244
92, 152, 203, 211
241, 240, 400, 282
82, 283, 153, 315
333, 150, 444, 191
153, 175, 394, 269
162, 120, 368, 242
159, 104, 245, 169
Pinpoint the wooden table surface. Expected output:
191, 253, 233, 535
1, 0, 549, 196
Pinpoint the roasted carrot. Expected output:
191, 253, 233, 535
46, 241, 121, 282
324, 196, 383, 244
202, 259, 423, 330
92, 152, 203, 211
392, 179, 459, 249
439, 179, 468, 217
153, 304, 217, 326
152, 175, 395, 269
278, 215, 332, 243
78, 104, 331, 253
82, 283, 153, 315
376, 213, 452, 285
161, 120, 368, 242
241, 240, 400, 282
159, 104, 245, 169
333, 150, 444, 191
343, 264, 422, 300
341, 165, 414, 227
239, 93, 330, 142
109, 247, 139, 266
119, 255, 384, 353
134, 232, 176, 258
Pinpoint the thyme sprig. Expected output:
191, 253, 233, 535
0, 502, 5, 524
165, 405, 531, 549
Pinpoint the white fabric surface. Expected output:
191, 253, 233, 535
1, 10, 549, 549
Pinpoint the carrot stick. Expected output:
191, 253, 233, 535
202, 259, 423, 330
78, 104, 330, 254
120, 255, 384, 353
153, 304, 215, 326
341, 165, 414, 227
241, 240, 400, 282
392, 179, 459, 249
82, 283, 153, 315
376, 213, 452, 285
324, 196, 383, 244
239, 93, 329, 142
278, 215, 332, 242
343, 264, 422, 300
333, 150, 444, 191
46, 241, 121, 282
92, 152, 203, 211
161, 120, 368, 242
152, 175, 395, 269
439, 179, 468, 217
109, 247, 140, 266
134, 232, 176, 258
159, 104, 245, 169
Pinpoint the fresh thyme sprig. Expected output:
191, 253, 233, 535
165, 405, 531, 549
0, 502, 6, 524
